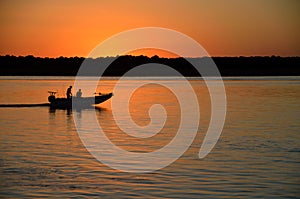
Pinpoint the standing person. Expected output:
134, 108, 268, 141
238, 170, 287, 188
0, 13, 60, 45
76, 89, 82, 98
66, 86, 72, 99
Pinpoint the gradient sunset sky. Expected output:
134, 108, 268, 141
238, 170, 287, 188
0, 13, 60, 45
0, 0, 299, 57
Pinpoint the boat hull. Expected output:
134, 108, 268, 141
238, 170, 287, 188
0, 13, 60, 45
50, 93, 113, 108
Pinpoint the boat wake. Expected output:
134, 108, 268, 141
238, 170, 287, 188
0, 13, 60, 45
0, 103, 50, 107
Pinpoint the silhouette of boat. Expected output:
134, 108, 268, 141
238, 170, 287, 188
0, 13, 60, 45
48, 91, 113, 108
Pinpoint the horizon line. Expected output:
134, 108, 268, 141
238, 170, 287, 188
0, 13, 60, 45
1, 54, 300, 59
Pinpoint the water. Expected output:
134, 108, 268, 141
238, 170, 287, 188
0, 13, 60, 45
0, 77, 299, 198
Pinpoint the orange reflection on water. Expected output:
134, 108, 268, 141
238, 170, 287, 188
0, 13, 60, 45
97, 80, 212, 155
1, 78, 300, 198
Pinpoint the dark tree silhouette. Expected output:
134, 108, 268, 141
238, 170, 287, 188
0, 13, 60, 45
0, 55, 299, 76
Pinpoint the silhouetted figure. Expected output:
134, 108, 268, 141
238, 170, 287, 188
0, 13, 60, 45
66, 86, 72, 99
76, 89, 82, 98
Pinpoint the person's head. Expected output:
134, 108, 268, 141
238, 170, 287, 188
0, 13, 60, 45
79, 89, 81, 91
70, 86, 72, 88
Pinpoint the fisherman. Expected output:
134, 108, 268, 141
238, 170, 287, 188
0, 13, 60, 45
76, 89, 82, 98
66, 86, 72, 99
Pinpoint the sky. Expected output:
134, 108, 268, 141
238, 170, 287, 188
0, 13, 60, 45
0, 0, 299, 57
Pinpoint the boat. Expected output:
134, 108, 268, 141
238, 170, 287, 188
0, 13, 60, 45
48, 91, 113, 109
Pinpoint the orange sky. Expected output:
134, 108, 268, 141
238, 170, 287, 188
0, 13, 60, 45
0, 0, 299, 57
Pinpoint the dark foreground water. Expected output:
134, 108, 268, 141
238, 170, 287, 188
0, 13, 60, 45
0, 77, 299, 198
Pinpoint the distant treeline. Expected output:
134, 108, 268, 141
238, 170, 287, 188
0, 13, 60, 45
0, 55, 299, 76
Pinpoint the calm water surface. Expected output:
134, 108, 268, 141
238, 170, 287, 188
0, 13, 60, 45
0, 77, 299, 198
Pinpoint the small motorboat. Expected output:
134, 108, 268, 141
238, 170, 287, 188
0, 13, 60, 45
48, 91, 113, 108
